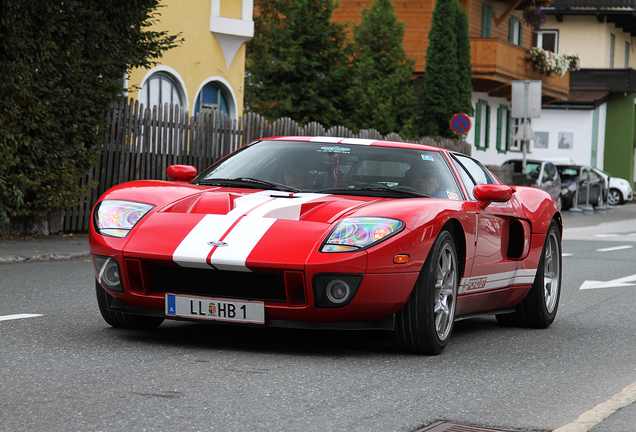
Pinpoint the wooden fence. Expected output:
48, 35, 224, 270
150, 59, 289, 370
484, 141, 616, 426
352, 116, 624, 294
55, 98, 472, 232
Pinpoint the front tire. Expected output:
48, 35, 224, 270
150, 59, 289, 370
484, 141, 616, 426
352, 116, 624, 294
609, 188, 623, 205
496, 220, 562, 328
95, 280, 164, 330
394, 229, 459, 355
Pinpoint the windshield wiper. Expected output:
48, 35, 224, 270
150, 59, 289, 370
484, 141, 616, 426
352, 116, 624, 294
317, 185, 428, 198
198, 177, 300, 193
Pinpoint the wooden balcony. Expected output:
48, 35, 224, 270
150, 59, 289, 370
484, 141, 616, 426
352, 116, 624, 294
471, 38, 570, 104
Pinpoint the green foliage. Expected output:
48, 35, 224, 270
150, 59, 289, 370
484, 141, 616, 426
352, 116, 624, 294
418, 0, 472, 138
0, 0, 180, 228
347, 0, 416, 136
245, 0, 353, 128
455, 3, 473, 116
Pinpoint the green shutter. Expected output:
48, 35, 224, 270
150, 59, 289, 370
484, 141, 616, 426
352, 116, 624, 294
496, 105, 509, 154
497, 106, 503, 151
475, 103, 482, 149
475, 100, 490, 150
482, 5, 492, 38
484, 104, 491, 149
509, 19, 514, 43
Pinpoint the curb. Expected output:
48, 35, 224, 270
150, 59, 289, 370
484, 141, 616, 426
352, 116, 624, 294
0, 252, 91, 265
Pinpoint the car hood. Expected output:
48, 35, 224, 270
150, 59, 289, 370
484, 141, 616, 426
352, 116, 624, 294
119, 186, 380, 271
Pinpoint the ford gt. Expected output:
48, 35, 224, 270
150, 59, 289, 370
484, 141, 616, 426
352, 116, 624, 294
89, 136, 562, 354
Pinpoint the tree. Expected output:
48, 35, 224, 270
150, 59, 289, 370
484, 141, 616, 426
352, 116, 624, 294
347, 0, 416, 136
0, 0, 180, 231
418, 0, 472, 137
245, 0, 352, 128
454, 2, 473, 116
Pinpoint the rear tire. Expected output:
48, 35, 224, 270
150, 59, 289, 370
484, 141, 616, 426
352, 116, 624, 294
496, 220, 561, 328
394, 229, 458, 355
95, 280, 164, 330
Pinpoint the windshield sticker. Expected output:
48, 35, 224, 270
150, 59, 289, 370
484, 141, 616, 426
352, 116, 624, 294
318, 146, 351, 154
421, 155, 434, 162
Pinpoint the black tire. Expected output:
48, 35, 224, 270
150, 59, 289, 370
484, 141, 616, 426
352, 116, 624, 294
496, 220, 561, 328
394, 229, 459, 355
95, 280, 164, 330
609, 188, 623, 206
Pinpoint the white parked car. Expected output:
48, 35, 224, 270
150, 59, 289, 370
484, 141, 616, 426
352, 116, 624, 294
608, 175, 633, 205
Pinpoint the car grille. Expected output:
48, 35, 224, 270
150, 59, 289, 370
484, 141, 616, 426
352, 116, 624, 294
147, 264, 287, 302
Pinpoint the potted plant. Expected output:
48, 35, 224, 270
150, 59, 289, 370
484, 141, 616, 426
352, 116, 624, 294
528, 47, 578, 77
562, 53, 582, 71
523, 6, 546, 31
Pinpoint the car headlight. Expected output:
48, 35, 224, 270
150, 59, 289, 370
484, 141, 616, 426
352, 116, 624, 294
321, 217, 404, 252
94, 200, 155, 238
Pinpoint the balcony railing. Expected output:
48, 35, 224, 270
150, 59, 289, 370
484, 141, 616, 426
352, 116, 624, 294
471, 38, 570, 103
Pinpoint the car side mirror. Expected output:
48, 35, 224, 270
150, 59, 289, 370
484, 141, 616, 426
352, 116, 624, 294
166, 165, 198, 182
473, 184, 514, 209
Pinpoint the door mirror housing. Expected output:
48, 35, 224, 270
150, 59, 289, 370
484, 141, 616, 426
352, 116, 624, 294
473, 184, 514, 209
166, 165, 198, 182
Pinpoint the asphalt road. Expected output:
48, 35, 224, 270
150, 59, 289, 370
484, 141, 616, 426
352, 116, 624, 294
1, 205, 636, 431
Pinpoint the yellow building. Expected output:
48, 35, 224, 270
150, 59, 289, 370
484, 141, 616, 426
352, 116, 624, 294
126, 0, 254, 119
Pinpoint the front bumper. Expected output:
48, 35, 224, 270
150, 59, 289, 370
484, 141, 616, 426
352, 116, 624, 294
92, 253, 419, 326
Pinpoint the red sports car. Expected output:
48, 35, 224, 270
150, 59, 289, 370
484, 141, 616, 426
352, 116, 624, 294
90, 136, 562, 354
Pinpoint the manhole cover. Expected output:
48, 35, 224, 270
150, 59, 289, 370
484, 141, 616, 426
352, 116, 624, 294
415, 421, 545, 432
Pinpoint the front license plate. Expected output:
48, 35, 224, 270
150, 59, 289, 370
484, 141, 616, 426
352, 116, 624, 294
165, 294, 265, 324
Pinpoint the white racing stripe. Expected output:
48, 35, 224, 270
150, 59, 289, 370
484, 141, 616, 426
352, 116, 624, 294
0, 314, 43, 322
340, 138, 375, 145
173, 192, 326, 271
459, 269, 537, 294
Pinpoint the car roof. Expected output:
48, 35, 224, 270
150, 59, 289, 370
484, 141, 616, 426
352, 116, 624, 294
504, 159, 548, 164
263, 136, 445, 152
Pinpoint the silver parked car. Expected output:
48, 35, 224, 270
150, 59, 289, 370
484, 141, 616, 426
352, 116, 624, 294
502, 159, 562, 208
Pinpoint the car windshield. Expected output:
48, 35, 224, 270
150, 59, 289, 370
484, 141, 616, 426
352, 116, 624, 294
194, 140, 463, 199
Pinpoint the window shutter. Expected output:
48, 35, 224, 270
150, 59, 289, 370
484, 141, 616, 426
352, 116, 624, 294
475, 107, 482, 149
509, 19, 514, 43
482, 5, 492, 38
484, 104, 491, 149
496, 107, 503, 151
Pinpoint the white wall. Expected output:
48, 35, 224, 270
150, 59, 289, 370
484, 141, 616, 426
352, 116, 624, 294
545, 15, 635, 69
530, 105, 606, 167
466, 93, 607, 170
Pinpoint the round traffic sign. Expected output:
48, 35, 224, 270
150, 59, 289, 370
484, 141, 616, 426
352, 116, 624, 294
450, 113, 471, 135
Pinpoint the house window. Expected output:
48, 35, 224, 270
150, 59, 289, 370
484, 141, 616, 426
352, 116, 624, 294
610, 34, 615, 68
139, 72, 184, 109
194, 82, 230, 115
533, 30, 558, 53
509, 17, 522, 46
496, 105, 510, 153
625, 42, 629, 68
474, 100, 490, 150
482, 4, 492, 37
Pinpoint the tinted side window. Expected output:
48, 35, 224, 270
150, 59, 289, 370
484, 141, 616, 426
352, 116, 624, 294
451, 154, 497, 200
544, 163, 557, 180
